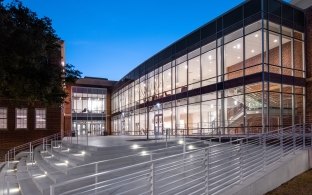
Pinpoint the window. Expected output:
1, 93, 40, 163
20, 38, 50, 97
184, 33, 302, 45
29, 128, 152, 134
0, 108, 7, 129
36, 108, 46, 129
16, 108, 27, 129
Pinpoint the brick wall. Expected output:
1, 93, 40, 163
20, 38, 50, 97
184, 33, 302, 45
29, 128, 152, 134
0, 99, 61, 161
305, 6, 312, 122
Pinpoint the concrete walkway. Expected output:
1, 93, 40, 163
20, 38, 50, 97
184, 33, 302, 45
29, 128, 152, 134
62, 135, 183, 148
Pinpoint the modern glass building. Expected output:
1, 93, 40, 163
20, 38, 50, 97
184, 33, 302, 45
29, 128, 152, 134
64, 77, 116, 137
111, 0, 305, 136
71, 86, 107, 136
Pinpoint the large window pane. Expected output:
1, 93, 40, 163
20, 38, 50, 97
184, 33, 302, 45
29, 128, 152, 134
188, 56, 200, 89
245, 30, 263, 75
269, 32, 281, 73
282, 36, 292, 76
224, 37, 243, 80
163, 68, 172, 96
201, 49, 217, 86
176, 62, 187, 93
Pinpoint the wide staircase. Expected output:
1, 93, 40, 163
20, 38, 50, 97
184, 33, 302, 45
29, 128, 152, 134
1, 124, 312, 195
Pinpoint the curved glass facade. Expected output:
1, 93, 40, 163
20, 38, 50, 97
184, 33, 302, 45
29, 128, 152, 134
111, 0, 305, 136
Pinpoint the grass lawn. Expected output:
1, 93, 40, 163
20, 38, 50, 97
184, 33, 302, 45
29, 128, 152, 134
266, 169, 312, 195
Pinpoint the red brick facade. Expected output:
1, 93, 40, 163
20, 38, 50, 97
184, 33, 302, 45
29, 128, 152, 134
0, 99, 62, 161
305, 6, 312, 123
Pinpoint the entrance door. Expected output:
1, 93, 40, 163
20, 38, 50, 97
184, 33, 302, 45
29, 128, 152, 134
154, 114, 163, 139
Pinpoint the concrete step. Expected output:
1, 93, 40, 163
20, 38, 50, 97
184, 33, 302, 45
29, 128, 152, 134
47, 149, 84, 165
29, 167, 54, 195
33, 147, 68, 183
19, 179, 41, 195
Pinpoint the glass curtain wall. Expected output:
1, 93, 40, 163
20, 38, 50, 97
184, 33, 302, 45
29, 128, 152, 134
111, 10, 305, 136
72, 87, 107, 136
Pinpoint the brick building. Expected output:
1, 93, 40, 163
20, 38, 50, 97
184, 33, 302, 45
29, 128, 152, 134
0, 41, 65, 161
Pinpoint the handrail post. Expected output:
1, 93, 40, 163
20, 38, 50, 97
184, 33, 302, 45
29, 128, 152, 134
280, 128, 283, 160
262, 134, 266, 171
239, 139, 243, 183
7, 181, 9, 195
150, 154, 154, 195
303, 124, 306, 150
43, 138, 45, 151
7, 151, 10, 168
292, 126, 296, 154
29, 142, 32, 164
204, 147, 210, 194
95, 163, 98, 194
50, 185, 55, 195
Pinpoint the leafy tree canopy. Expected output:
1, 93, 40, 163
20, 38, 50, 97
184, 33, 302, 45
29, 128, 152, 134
0, 0, 81, 105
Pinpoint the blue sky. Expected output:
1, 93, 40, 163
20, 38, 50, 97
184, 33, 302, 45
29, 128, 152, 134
20, 0, 290, 81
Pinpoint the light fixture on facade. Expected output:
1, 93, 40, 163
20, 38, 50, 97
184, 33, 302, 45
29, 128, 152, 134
208, 55, 212, 60
237, 56, 241, 59
140, 151, 148, 156
81, 151, 86, 155
251, 49, 255, 53
188, 145, 195, 150
178, 140, 184, 144
234, 101, 237, 105
273, 39, 278, 43
254, 34, 259, 38
156, 103, 161, 108
210, 104, 214, 108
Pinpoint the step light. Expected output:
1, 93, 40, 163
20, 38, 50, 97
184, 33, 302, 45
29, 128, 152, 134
140, 151, 148, 156
8, 187, 20, 193
131, 144, 140, 149
188, 145, 195, 150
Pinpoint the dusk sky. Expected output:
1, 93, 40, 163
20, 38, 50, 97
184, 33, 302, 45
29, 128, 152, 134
21, 0, 290, 81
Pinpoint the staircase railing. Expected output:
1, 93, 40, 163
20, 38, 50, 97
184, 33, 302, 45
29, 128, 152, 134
50, 124, 312, 195
4, 133, 61, 168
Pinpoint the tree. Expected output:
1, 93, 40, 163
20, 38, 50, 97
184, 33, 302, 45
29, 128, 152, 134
0, 0, 81, 105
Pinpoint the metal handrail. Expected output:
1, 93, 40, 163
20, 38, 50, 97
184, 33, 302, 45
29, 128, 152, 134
50, 123, 312, 195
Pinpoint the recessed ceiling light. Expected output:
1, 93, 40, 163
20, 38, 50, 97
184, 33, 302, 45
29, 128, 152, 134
251, 49, 255, 53
273, 39, 278, 43
255, 34, 259, 38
